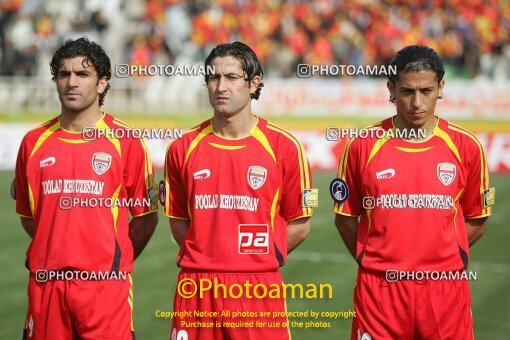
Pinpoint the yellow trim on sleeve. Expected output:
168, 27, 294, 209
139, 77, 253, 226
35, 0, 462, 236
164, 214, 191, 220
132, 210, 158, 218
288, 214, 312, 222
16, 213, 33, 218
333, 210, 359, 217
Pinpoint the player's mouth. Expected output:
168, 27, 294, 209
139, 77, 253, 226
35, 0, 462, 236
65, 92, 80, 97
216, 96, 229, 103
409, 111, 426, 117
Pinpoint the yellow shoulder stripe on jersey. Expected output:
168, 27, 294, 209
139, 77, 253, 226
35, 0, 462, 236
366, 137, 391, 166
113, 118, 135, 129
185, 124, 214, 163
250, 126, 277, 163
29, 119, 61, 158
208, 142, 246, 150
56, 138, 89, 144
433, 127, 461, 163
111, 184, 122, 233
394, 146, 433, 153
267, 123, 312, 215
96, 119, 122, 157
270, 188, 280, 232
448, 124, 490, 215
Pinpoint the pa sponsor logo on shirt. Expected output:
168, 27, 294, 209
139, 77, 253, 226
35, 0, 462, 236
238, 224, 269, 254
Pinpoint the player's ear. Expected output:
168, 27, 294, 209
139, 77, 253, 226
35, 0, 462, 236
97, 77, 108, 95
438, 79, 445, 94
250, 76, 261, 94
387, 80, 396, 99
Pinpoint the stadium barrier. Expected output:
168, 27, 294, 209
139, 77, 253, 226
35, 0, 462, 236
1, 77, 510, 118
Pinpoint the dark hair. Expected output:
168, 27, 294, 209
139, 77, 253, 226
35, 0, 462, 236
204, 41, 264, 100
388, 45, 445, 104
50, 37, 111, 106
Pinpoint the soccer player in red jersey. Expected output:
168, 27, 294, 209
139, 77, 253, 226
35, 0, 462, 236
334, 45, 494, 339
14, 37, 158, 339
163, 42, 315, 340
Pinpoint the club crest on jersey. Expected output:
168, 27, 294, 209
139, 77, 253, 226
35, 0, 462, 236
437, 162, 456, 186
92, 152, 112, 175
247, 166, 267, 190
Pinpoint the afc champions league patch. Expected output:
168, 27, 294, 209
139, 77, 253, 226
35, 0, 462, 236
147, 183, 160, 205
303, 188, 319, 207
92, 152, 112, 175
437, 162, 456, 186
330, 178, 349, 204
158, 180, 166, 205
484, 187, 495, 208
247, 166, 267, 190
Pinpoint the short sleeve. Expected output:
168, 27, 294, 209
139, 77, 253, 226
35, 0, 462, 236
460, 137, 492, 218
163, 141, 189, 219
124, 138, 158, 217
280, 138, 313, 221
15, 137, 33, 218
334, 138, 362, 217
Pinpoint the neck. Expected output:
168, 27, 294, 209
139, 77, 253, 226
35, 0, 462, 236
212, 111, 257, 139
393, 115, 437, 142
59, 108, 103, 132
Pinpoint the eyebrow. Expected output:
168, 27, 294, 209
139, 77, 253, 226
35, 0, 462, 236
58, 69, 90, 75
399, 86, 435, 91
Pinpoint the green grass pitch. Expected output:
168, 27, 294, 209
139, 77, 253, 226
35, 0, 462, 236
0, 171, 509, 339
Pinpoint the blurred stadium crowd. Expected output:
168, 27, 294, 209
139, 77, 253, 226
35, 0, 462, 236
0, 0, 509, 79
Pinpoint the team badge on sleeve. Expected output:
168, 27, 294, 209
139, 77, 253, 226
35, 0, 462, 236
92, 152, 112, 175
330, 178, 349, 204
484, 187, 495, 208
247, 166, 267, 190
437, 162, 456, 186
303, 188, 319, 207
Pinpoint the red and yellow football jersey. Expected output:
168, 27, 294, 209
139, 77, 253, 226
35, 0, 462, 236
334, 117, 492, 272
15, 113, 157, 273
163, 117, 313, 272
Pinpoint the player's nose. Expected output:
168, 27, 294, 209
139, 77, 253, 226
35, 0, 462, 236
410, 93, 422, 109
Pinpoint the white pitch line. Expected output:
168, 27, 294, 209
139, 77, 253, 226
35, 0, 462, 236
290, 251, 510, 275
